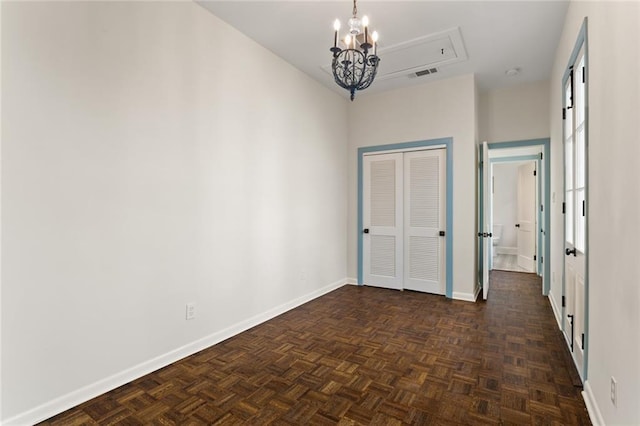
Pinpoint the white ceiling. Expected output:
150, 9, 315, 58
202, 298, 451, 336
197, 1, 569, 100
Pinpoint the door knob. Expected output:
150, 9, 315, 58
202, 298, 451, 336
363, 228, 369, 234
565, 247, 577, 256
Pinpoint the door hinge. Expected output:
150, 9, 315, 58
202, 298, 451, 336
562, 108, 566, 120
581, 333, 585, 350
582, 66, 585, 83
540, 152, 543, 160
540, 204, 544, 212
562, 295, 566, 307
562, 202, 566, 214
541, 256, 543, 264
534, 255, 537, 261
533, 170, 537, 176
568, 313, 574, 352
582, 200, 585, 217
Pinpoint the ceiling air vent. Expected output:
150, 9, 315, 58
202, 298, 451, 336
415, 68, 438, 77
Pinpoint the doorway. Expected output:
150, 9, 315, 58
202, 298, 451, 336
478, 139, 550, 300
357, 138, 453, 297
491, 160, 538, 274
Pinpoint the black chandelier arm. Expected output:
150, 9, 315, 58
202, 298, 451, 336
356, 56, 379, 91
356, 66, 378, 91
331, 49, 380, 100
332, 50, 368, 87
332, 50, 365, 89
360, 42, 372, 52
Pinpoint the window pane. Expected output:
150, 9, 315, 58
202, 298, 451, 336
565, 85, 574, 131
576, 189, 585, 252
577, 55, 586, 125
566, 190, 574, 244
576, 127, 585, 188
565, 138, 574, 190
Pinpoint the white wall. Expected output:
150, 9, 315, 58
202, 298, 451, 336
347, 75, 478, 299
479, 79, 550, 143
0, 2, 348, 423
492, 163, 519, 250
549, 2, 640, 424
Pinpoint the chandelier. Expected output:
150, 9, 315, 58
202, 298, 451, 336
330, 0, 380, 101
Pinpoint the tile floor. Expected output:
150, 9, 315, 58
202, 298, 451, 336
493, 253, 532, 273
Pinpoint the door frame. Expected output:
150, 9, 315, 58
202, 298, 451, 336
562, 18, 589, 380
357, 137, 453, 298
482, 138, 551, 295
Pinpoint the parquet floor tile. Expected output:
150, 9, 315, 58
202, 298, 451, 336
40, 271, 590, 425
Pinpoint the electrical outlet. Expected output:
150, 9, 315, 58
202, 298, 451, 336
186, 303, 196, 320
611, 376, 617, 406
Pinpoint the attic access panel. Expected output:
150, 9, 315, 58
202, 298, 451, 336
376, 27, 467, 80
321, 27, 467, 81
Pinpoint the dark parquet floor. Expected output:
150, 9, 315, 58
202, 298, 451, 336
41, 271, 591, 425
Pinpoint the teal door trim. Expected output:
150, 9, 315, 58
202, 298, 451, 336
487, 138, 550, 295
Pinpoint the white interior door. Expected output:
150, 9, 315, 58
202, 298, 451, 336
564, 47, 587, 378
482, 142, 490, 300
363, 153, 403, 290
403, 150, 446, 294
516, 162, 537, 272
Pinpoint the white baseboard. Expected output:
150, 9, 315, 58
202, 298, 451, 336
3, 278, 349, 426
582, 380, 604, 426
452, 289, 478, 302
548, 291, 562, 327
345, 277, 358, 285
496, 246, 517, 255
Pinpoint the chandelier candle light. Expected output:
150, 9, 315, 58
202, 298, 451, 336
330, 0, 380, 101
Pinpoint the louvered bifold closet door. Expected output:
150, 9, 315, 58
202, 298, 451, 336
363, 153, 403, 290
403, 149, 446, 294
